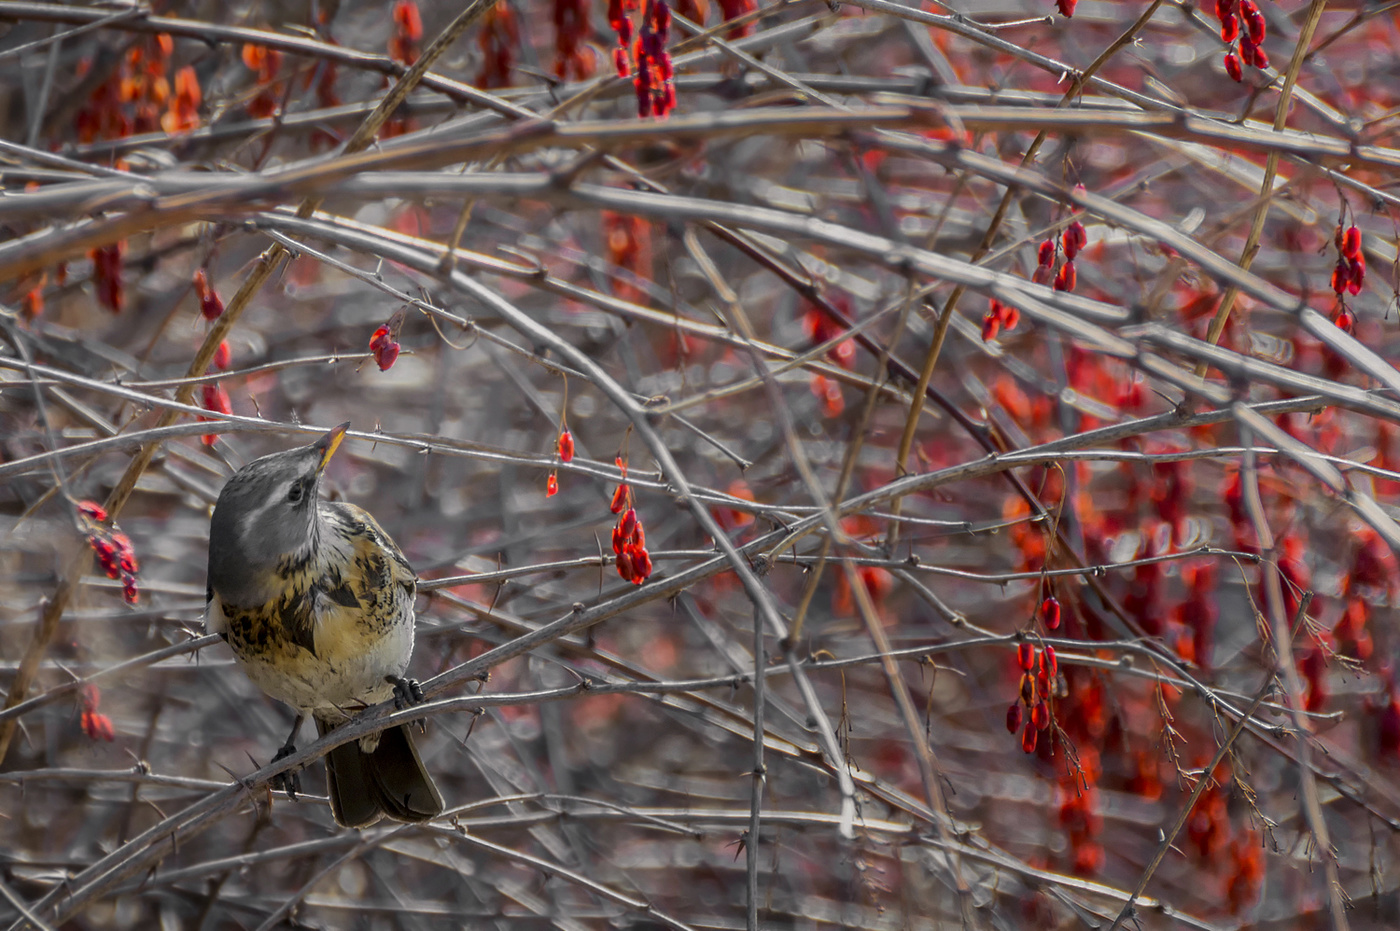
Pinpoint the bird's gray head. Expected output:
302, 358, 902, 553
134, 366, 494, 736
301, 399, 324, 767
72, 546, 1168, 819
207, 423, 349, 607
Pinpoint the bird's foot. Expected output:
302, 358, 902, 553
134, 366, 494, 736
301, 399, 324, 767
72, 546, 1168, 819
270, 741, 301, 799
387, 675, 426, 709
387, 675, 428, 733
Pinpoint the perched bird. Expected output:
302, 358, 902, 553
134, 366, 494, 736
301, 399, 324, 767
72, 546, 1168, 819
205, 423, 444, 828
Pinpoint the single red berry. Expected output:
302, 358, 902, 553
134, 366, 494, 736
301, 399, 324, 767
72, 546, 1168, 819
1006, 702, 1023, 734
1053, 261, 1077, 292
610, 483, 629, 513
1031, 700, 1050, 731
1037, 239, 1055, 269
1341, 225, 1362, 260
1017, 642, 1035, 671
1021, 723, 1038, 753
1000, 304, 1020, 330
981, 313, 1000, 343
546, 473, 559, 497
558, 428, 575, 463
1043, 645, 1057, 678
1062, 220, 1087, 261
620, 507, 638, 540
1348, 253, 1365, 295
78, 500, 109, 523
374, 340, 400, 371
1335, 309, 1355, 334
1224, 53, 1242, 82
1240, 0, 1265, 44
1331, 258, 1349, 296
1041, 596, 1061, 630
1220, 12, 1239, 42
213, 340, 232, 371
1056, 0, 1076, 16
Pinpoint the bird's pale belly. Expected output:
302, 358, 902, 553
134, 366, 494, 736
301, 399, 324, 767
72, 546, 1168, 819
212, 597, 415, 721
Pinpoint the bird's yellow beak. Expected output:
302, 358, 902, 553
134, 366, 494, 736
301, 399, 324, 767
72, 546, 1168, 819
314, 422, 351, 474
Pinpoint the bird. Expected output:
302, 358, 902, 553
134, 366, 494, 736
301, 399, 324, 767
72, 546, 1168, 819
205, 423, 444, 828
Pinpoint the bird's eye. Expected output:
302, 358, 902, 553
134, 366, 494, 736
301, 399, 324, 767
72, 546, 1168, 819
286, 481, 305, 504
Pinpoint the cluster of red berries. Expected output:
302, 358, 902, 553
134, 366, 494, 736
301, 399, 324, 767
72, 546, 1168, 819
1032, 217, 1086, 294
1219, 0, 1269, 82
1006, 641, 1057, 753
80, 500, 140, 605
389, 1, 422, 66
608, 0, 638, 76
634, 0, 676, 118
608, 0, 675, 118
981, 299, 1021, 342
610, 458, 652, 584
546, 427, 574, 497
369, 311, 405, 371
80, 684, 116, 742
1331, 223, 1365, 302
90, 243, 124, 313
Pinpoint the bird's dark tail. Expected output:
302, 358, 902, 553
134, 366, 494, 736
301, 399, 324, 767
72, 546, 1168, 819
317, 717, 444, 828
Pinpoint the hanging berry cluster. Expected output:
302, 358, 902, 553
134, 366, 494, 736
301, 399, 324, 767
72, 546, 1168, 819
79, 684, 116, 742
74, 33, 188, 143
1031, 212, 1087, 295
368, 310, 405, 371
610, 0, 676, 118
90, 243, 124, 313
1006, 641, 1057, 753
390, 1, 423, 65
192, 270, 233, 444
477, 1, 520, 89
547, 426, 574, 497
79, 500, 140, 605
610, 458, 653, 584
553, 0, 595, 80
241, 43, 284, 120
1219, 0, 1269, 82
981, 298, 1021, 342
1330, 223, 1365, 332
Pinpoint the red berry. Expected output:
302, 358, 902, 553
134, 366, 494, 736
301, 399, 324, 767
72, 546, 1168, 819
546, 473, 559, 497
1041, 596, 1061, 630
1053, 261, 1077, 292
213, 340, 232, 370
610, 483, 629, 514
1341, 225, 1362, 260
1224, 52, 1242, 82
1062, 220, 1087, 261
1240, 0, 1265, 44
981, 313, 1000, 343
1220, 12, 1239, 42
1017, 642, 1035, 671
1037, 239, 1055, 269
1031, 700, 1050, 731
78, 500, 109, 523
558, 428, 575, 463
1021, 723, 1038, 753
1006, 702, 1023, 734
1348, 253, 1365, 295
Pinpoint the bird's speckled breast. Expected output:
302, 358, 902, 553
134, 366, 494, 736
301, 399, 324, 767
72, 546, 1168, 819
210, 501, 418, 720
